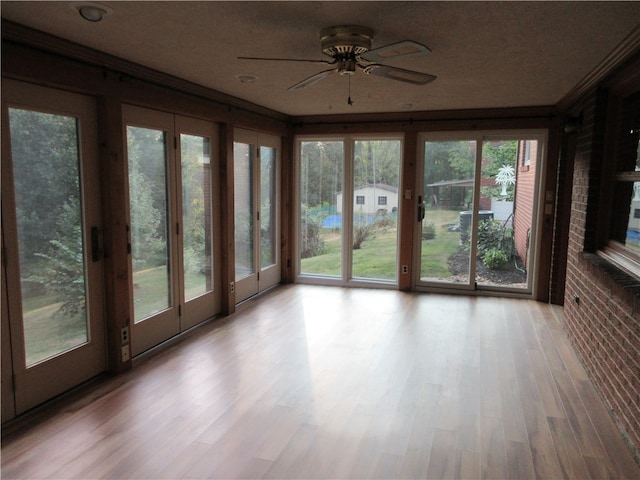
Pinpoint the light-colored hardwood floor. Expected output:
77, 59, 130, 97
2, 285, 639, 479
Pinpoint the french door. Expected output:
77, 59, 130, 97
1, 80, 106, 417
124, 106, 220, 356
233, 129, 281, 303
414, 132, 545, 294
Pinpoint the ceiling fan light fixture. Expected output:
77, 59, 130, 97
338, 58, 357, 76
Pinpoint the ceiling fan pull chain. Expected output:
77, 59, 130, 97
347, 75, 354, 106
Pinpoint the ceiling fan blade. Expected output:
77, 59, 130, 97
238, 56, 334, 65
288, 68, 336, 91
363, 64, 436, 85
360, 40, 431, 63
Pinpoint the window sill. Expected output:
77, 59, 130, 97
598, 244, 640, 280
583, 252, 640, 310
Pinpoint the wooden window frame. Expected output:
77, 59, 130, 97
597, 57, 640, 279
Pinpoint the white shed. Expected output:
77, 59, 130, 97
336, 184, 399, 215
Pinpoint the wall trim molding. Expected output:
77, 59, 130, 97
556, 24, 640, 113
1, 19, 291, 124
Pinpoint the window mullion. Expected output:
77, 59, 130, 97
343, 137, 354, 283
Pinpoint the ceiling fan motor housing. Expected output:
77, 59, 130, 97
320, 25, 373, 57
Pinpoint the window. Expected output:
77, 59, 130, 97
378, 196, 387, 206
600, 84, 640, 278
356, 195, 365, 205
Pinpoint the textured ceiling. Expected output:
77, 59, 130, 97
2, 1, 640, 116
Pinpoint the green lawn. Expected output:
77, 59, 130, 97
133, 267, 208, 321
23, 300, 87, 366
301, 227, 399, 280
300, 208, 464, 281
420, 208, 463, 279
300, 231, 342, 276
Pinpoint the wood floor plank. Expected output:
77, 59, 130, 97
1, 285, 638, 480
505, 439, 537, 479
480, 415, 507, 480
551, 367, 607, 458
426, 428, 458, 479
574, 378, 640, 480
547, 416, 592, 479
458, 450, 481, 479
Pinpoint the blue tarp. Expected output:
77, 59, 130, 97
323, 215, 342, 228
322, 214, 382, 228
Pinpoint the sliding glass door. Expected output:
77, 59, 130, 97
297, 136, 402, 285
415, 132, 544, 293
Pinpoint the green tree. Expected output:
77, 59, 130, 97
9, 108, 90, 318
353, 140, 400, 188
181, 134, 210, 275
127, 126, 168, 268
300, 141, 343, 208
424, 141, 475, 207
9, 109, 81, 281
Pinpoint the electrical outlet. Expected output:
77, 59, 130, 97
402, 265, 408, 274
121, 326, 129, 344
121, 345, 130, 362
230, 281, 235, 293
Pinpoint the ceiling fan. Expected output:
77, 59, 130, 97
239, 25, 437, 91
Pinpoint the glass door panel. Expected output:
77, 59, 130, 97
234, 141, 255, 282
10, 109, 90, 366
419, 140, 477, 286
2, 80, 105, 415
260, 146, 276, 270
127, 126, 172, 322
124, 106, 179, 356
476, 139, 537, 290
181, 133, 213, 301
352, 139, 401, 281
299, 140, 344, 277
177, 115, 220, 330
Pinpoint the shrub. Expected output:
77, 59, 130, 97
353, 214, 375, 249
422, 223, 436, 240
376, 213, 397, 231
477, 219, 511, 256
300, 204, 326, 258
482, 248, 510, 269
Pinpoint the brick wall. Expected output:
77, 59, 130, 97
514, 140, 537, 268
563, 88, 640, 464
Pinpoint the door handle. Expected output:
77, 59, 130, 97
91, 226, 102, 262
417, 195, 425, 222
